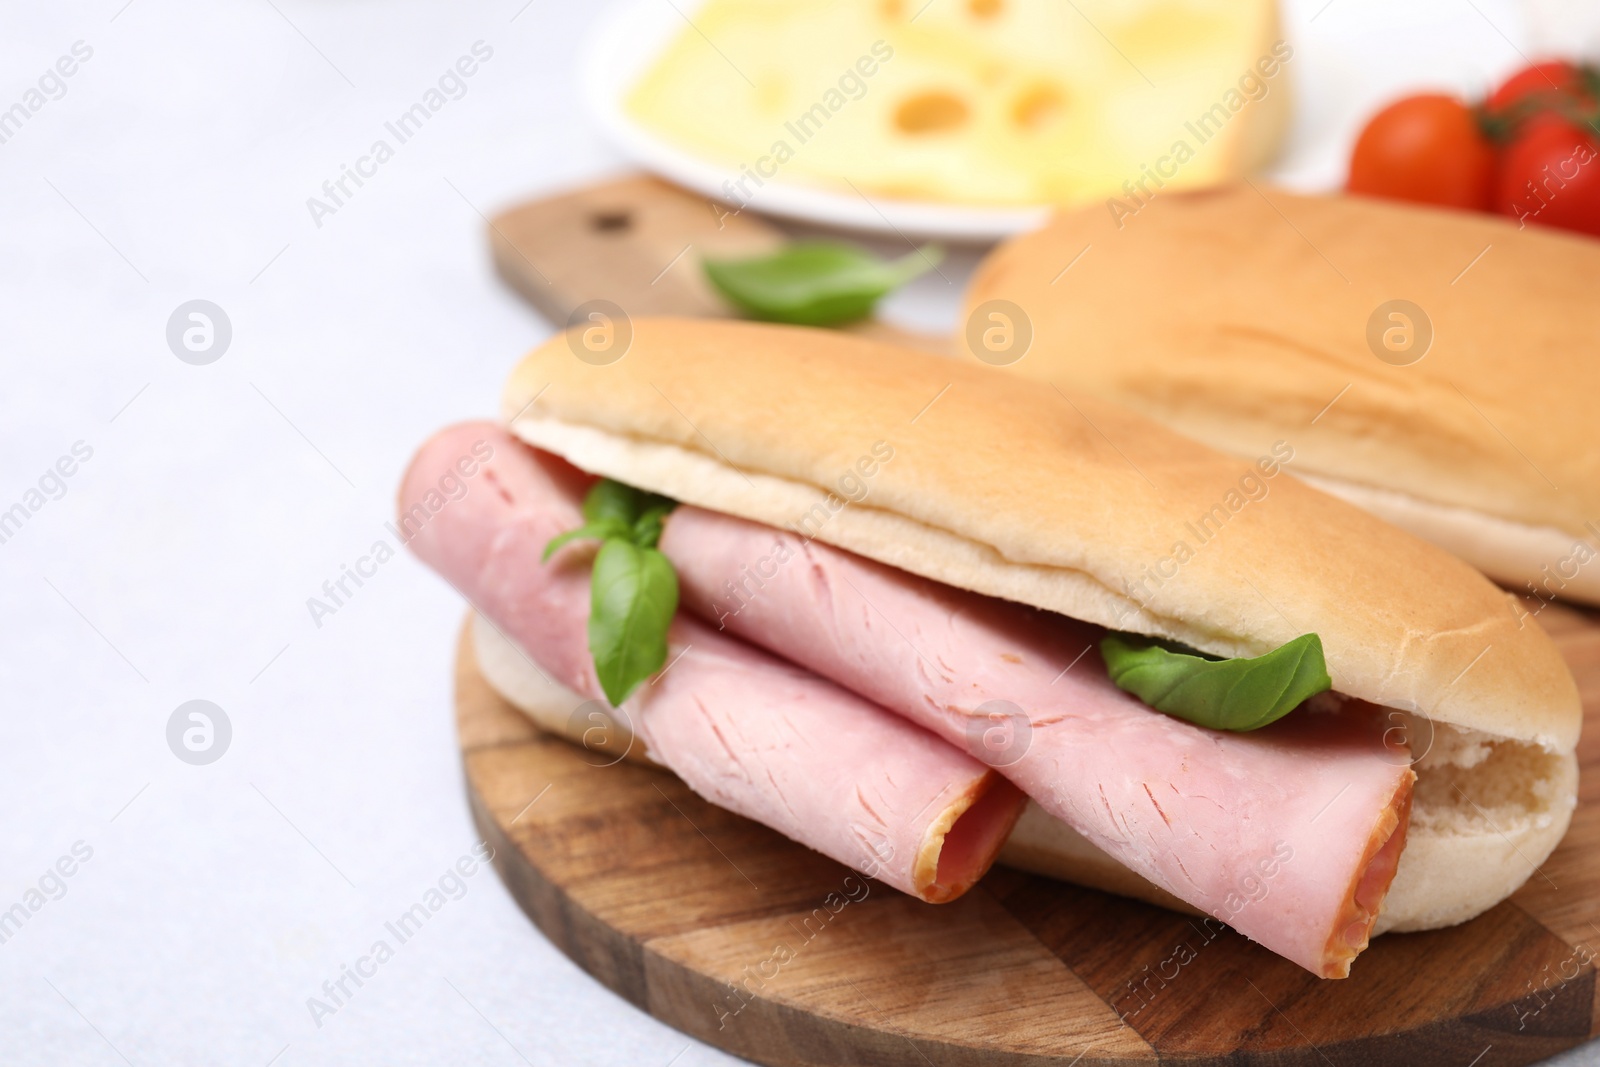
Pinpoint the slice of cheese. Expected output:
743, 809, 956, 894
625, 0, 1291, 207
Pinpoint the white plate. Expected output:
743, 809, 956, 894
579, 0, 1055, 243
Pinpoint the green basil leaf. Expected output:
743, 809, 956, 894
581, 478, 677, 527
703, 241, 943, 326
583, 479, 645, 525
639, 490, 676, 516
588, 540, 679, 706
1100, 632, 1332, 732
547, 477, 682, 701
632, 502, 675, 549
541, 518, 633, 562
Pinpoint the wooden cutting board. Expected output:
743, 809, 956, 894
461, 176, 1600, 1065
458, 608, 1600, 1067
485, 173, 951, 354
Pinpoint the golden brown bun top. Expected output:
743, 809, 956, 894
963, 185, 1600, 538
503, 317, 1579, 752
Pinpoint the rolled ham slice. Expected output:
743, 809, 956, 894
659, 506, 1416, 978
400, 424, 1025, 903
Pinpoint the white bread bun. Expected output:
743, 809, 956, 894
470, 614, 1577, 934
488, 316, 1580, 930
501, 317, 1579, 752
964, 186, 1600, 607
1297, 472, 1600, 606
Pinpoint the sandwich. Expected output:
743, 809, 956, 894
399, 317, 1579, 979
963, 184, 1600, 607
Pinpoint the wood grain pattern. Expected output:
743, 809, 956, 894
458, 600, 1600, 1067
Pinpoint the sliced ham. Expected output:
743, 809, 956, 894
400, 424, 1024, 903
659, 506, 1416, 978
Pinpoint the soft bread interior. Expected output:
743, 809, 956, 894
470, 614, 1578, 935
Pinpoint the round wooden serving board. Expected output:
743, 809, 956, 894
456, 604, 1600, 1067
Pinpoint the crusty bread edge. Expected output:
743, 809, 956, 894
507, 412, 1579, 753
1298, 472, 1600, 608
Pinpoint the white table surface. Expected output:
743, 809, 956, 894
1, 1, 1595, 1064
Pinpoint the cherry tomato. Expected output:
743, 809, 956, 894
1488, 60, 1594, 114
1347, 94, 1496, 211
1493, 115, 1600, 236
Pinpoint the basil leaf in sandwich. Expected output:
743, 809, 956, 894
588, 539, 679, 708
544, 478, 680, 705
1100, 632, 1332, 732
583, 478, 675, 527
703, 241, 943, 327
